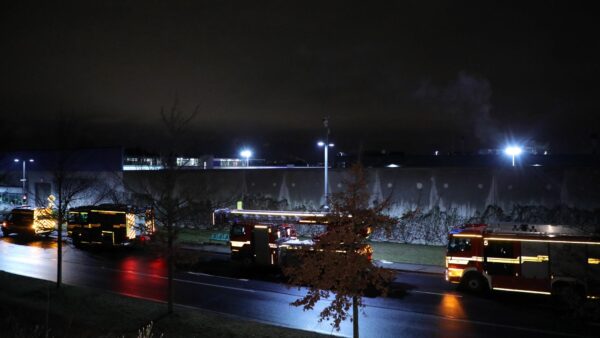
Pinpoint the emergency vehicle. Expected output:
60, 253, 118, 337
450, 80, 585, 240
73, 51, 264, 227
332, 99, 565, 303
446, 223, 600, 300
67, 204, 155, 247
213, 208, 373, 266
213, 208, 327, 266
1, 207, 56, 237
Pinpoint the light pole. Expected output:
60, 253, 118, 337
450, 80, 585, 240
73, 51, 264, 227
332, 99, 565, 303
240, 149, 252, 167
14, 158, 34, 205
318, 117, 333, 209
504, 146, 522, 167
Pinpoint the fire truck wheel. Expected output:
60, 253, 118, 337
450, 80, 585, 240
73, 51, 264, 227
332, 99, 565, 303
242, 256, 254, 268
72, 236, 82, 248
460, 272, 487, 293
552, 284, 584, 308
1, 229, 8, 237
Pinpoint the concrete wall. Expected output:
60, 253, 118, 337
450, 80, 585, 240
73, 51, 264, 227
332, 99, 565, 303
126, 167, 600, 214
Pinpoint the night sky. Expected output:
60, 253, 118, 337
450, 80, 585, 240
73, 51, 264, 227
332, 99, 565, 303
1, 1, 599, 160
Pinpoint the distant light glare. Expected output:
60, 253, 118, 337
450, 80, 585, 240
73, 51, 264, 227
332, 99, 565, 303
504, 146, 522, 167
240, 150, 252, 158
240, 149, 252, 167
317, 141, 325, 147
504, 146, 522, 156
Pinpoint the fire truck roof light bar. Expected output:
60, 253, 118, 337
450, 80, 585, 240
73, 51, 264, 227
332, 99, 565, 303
486, 237, 600, 245
230, 210, 326, 218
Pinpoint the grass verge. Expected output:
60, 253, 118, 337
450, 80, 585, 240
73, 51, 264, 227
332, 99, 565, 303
0, 271, 328, 337
369, 241, 445, 266
174, 228, 446, 266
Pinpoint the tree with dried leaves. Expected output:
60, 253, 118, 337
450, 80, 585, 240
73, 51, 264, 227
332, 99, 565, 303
283, 164, 396, 338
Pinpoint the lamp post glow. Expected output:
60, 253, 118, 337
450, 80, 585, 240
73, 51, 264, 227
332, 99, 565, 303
240, 149, 252, 167
504, 146, 522, 167
14, 158, 34, 205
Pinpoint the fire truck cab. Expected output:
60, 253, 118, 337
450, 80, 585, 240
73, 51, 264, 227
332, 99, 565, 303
446, 223, 600, 300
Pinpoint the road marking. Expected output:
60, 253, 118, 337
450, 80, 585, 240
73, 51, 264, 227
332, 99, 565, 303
412, 290, 462, 297
99, 266, 255, 293
187, 271, 249, 282
173, 277, 255, 293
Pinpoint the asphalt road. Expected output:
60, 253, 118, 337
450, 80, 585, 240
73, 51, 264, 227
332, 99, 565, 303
0, 235, 598, 337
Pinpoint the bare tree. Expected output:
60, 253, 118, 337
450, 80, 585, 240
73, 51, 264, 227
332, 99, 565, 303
53, 114, 102, 288
126, 100, 199, 314
283, 164, 396, 338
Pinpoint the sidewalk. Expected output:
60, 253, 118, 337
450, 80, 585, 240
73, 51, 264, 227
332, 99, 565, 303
181, 243, 445, 275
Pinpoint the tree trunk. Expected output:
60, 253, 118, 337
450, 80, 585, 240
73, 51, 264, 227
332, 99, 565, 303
167, 222, 174, 314
353, 295, 359, 338
56, 198, 62, 288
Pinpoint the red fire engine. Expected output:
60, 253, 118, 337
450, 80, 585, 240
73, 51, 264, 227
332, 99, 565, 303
446, 223, 600, 300
213, 208, 328, 266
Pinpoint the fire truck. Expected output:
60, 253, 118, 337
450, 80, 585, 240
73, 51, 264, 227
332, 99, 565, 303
1, 207, 56, 237
213, 208, 373, 267
67, 204, 155, 247
213, 208, 329, 266
446, 223, 600, 300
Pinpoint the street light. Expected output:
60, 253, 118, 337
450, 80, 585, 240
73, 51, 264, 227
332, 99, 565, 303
240, 149, 252, 167
14, 158, 34, 205
504, 146, 522, 167
317, 141, 334, 208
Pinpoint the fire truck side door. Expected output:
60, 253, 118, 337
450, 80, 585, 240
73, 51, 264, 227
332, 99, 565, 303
484, 240, 519, 288
520, 242, 550, 292
253, 226, 270, 265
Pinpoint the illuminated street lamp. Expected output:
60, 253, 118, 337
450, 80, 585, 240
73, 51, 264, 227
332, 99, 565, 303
14, 158, 34, 205
317, 140, 334, 208
504, 146, 522, 167
240, 149, 252, 167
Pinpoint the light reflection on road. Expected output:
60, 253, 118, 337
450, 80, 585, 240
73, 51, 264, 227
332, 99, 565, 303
438, 293, 466, 318
115, 256, 167, 300
0, 236, 169, 301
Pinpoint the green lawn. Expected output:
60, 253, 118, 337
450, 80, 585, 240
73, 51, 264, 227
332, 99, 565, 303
176, 228, 219, 245
0, 271, 328, 337
369, 241, 446, 266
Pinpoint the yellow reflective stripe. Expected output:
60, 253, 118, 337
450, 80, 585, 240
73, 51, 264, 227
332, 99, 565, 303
91, 210, 126, 214
448, 255, 596, 264
230, 240, 250, 247
453, 234, 482, 238
446, 256, 484, 265
492, 287, 551, 295
521, 255, 549, 263
487, 257, 520, 264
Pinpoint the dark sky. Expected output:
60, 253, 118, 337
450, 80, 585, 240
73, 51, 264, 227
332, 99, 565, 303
1, 0, 599, 160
